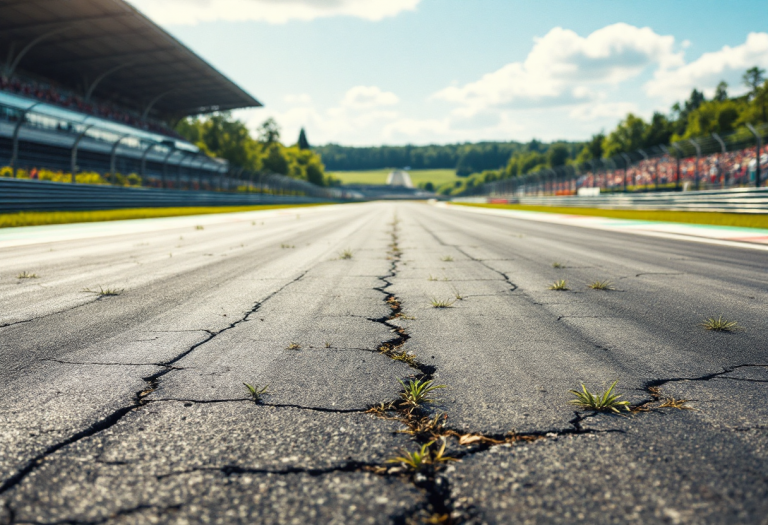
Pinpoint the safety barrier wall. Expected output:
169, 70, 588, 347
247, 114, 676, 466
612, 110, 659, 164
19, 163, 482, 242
0, 177, 333, 212
453, 187, 768, 214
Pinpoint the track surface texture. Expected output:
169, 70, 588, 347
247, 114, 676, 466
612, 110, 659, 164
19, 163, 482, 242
1, 202, 767, 525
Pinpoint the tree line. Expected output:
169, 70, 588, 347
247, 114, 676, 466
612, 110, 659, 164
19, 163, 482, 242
175, 115, 336, 187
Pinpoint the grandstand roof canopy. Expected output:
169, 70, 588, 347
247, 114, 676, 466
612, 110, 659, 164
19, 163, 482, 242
0, 0, 262, 119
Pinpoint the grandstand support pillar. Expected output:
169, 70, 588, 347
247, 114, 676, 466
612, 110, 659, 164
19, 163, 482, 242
712, 133, 727, 187
85, 62, 135, 102
620, 153, 631, 192
671, 143, 684, 190
746, 124, 762, 188
4, 26, 71, 77
10, 102, 42, 178
109, 134, 131, 184
688, 139, 702, 190
141, 90, 177, 120
70, 124, 95, 183
161, 148, 177, 189
140, 142, 159, 182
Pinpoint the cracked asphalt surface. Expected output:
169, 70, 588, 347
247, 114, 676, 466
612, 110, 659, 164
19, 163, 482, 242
1, 202, 767, 524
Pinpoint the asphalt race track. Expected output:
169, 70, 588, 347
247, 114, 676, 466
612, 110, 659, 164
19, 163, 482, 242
1, 202, 767, 524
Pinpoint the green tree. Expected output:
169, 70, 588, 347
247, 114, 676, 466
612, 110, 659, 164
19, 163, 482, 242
602, 114, 647, 157
714, 81, 728, 102
547, 143, 570, 167
743, 66, 766, 97
258, 117, 281, 144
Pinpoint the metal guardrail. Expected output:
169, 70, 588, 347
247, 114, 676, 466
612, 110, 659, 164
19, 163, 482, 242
453, 187, 768, 214
0, 177, 332, 212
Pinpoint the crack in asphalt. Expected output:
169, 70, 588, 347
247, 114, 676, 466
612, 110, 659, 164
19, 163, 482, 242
0, 271, 308, 501
0, 297, 101, 331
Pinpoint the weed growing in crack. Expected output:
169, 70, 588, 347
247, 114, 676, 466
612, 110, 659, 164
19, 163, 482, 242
399, 378, 445, 406
195, 225, 204, 230
549, 279, 569, 291
701, 315, 739, 332
658, 397, 693, 410
430, 297, 455, 308
387, 439, 458, 471
324, 341, 332, 348
390, 350, 418, 366
17, 271, 38, 279
244, 383, 269, 403
452, 288, 464, 301
339, 249, 354, 260
552, 262, 565, 269
441, 255, 454, 262
569, 380, 630, 413
286, 342, 302, 350
427, 274, 438, 281
83, 286, 123, 296
280, 244, 295, 249
588, 280, 614, 290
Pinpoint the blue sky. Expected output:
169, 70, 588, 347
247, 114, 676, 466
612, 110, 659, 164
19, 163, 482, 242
127, 0, 768, 146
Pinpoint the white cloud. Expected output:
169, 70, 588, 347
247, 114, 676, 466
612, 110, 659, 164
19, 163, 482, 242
645, 32, 768, 102
283, 93, 312, 104
433, 23, 680, 116
569, 101, 640, 121
126, 0, 420, 25
340, 85, 399, 109
245, 85, 400, 145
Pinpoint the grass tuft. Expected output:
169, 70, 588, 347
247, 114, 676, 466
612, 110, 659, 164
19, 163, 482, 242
17, 271, 38, 279
569, 380, 630, 413
339, 249, 354, 260
386, 439, 458, 471
588, 280, 614, 290
440, 255, 454, 262
195, 225, 204, 230
399, 378, 446, 406
701, 315, 739, 332
243, 383, 269, 403
286, 342, 302, 350
552, 262, 565, 269
430, 297, 455, 308
83, 286, 123, 296
280, 243, 295, 249
549, 279, 569, 291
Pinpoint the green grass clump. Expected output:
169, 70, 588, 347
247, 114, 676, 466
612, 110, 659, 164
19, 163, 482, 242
280, 243, 295, 249
588, 280, 614, 290
430, 297, 455, 308
549, 279, 569, 291
569, 380, 630, 413
0, 204, 331, 229
454, 203, 768, 230
339, 249, 353, 260
244, 383, 269, 403
17, 271, 38, 279
387, 439, 457, 471
83, 286, 123, 296
399, 378, 445, 406
552, 262, 565, 269
441, 255, 454, 262
701, 315, 739, 332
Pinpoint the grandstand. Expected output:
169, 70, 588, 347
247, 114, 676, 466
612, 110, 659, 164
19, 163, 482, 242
0, 0, 262, 191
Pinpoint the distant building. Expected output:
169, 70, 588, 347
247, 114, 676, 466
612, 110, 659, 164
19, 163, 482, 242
298, 128, 311, 150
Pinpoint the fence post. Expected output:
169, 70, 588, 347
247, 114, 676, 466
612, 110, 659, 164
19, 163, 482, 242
746, 124, 762, 188
70, 124, 94, 183
712, 133, 727, 187
671, 143, 684, 190
10, 102, 42, 178
621, 153, 631, 192
688, 139, 701, 190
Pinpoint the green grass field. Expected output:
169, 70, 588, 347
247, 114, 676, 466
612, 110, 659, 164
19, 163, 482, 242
454, 202, 768, 229
329, 168, 459, 187
0, 203, 331, 228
